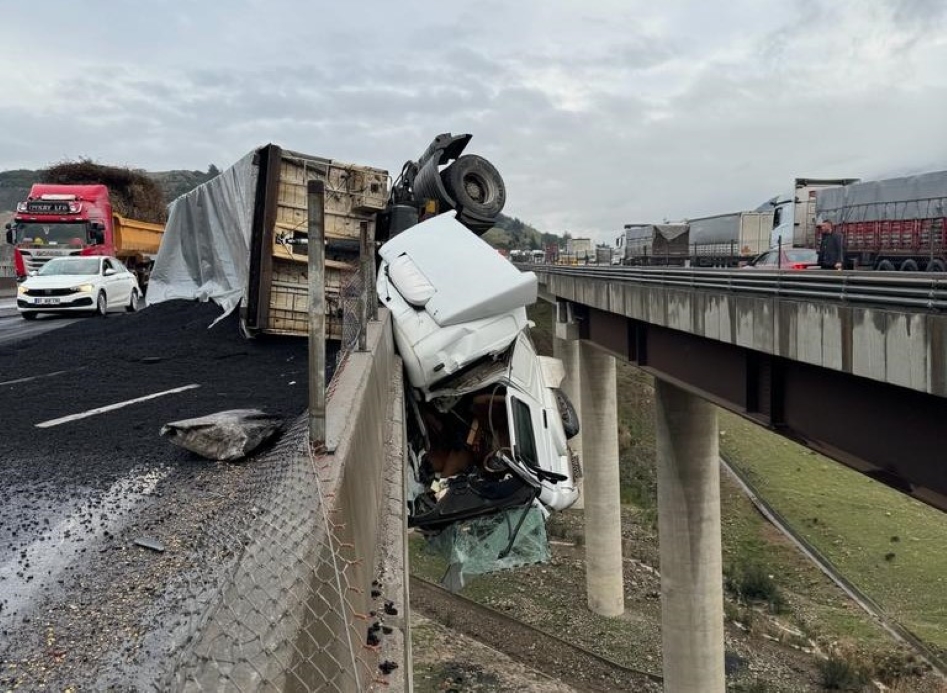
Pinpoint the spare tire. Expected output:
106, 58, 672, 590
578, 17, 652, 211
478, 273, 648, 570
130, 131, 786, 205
553, 388, 580, 440
442, 154, 506, 219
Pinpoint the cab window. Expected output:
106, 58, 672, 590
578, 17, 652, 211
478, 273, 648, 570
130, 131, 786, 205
511, 397, 538, 468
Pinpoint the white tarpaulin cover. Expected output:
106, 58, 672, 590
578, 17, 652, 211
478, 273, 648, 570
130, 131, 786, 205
147, 151, 258, 318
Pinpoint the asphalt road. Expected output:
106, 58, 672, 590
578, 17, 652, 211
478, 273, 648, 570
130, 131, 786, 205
0, 300, 310, 690
0, 301, 83, 345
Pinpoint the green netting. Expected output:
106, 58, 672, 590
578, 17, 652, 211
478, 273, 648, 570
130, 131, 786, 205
426, 505, 551, 591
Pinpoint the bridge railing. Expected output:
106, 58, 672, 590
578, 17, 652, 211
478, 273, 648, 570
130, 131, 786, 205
527, 265, 947, 311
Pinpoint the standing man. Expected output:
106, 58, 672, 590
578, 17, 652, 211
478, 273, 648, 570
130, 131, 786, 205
817, 220, 844, 270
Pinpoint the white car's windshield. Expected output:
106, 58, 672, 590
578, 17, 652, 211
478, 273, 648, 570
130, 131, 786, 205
37, 258, 101, 276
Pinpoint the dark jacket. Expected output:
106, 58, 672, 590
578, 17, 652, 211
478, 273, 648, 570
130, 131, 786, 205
818, 230, 844, 268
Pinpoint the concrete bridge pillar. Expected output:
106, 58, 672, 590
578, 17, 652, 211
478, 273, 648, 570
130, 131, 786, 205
654, 379, 724, 693
579, 341, 624, 617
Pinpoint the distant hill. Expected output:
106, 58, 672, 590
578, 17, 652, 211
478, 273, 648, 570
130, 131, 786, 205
0, 166, 219, 214
482, 213, 562, 251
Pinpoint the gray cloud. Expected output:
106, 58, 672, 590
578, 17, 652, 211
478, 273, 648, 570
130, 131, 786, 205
1, 0, 946, 245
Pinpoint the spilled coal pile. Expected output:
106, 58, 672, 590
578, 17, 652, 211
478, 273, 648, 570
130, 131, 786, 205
0, 301, 313, 690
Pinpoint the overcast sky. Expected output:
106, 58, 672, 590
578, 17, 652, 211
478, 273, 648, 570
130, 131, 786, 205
2, 0, 946, 243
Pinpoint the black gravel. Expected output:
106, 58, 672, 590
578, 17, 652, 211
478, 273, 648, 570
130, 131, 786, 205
0, 301, 311, 690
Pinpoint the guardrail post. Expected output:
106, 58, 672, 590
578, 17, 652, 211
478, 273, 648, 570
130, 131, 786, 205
308, 180, 326, 445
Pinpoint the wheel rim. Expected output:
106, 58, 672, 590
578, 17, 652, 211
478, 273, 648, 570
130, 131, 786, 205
463, 172, 490, 204
98, 294, 106, 314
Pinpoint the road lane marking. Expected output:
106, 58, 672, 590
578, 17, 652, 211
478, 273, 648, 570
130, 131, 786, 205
35, 384, 201, 428
0, 367, 88, 387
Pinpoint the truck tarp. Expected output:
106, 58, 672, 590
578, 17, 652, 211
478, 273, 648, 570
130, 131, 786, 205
146, 152, 258, 318
817, 170, 947, 223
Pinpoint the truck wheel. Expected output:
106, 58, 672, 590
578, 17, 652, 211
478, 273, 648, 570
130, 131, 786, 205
95, 292, 108, 317
900, 259, 919, 272
553, 388, 580, 440
927, 259, 947, 272
876, 259, 896, 271
126, 289, 141, 313
442, 155, 506, 218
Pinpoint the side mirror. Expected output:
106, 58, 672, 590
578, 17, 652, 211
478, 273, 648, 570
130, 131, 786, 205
103, 268, 117, 277
29, 270, 38, 277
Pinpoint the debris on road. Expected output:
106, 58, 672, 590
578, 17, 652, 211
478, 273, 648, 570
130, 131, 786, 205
160, 409, 282, 461
133, 537, 166, 553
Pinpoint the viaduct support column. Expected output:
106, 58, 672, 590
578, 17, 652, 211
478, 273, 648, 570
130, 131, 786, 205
654, 379, 724, 693
579, 341, 624, 617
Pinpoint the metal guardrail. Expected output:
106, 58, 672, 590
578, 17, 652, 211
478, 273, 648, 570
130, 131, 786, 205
525, 264, 947, 312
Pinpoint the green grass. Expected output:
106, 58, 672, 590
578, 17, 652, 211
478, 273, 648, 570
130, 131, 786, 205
719, 409, 947, 654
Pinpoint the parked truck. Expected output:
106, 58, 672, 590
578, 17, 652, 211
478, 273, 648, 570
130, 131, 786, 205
619, 211, 773, 267
775, 171, 947, 271
4, 184, 165, 288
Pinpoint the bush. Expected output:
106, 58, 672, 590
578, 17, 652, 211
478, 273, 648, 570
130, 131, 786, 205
725, 562, 787, 614
817, 654, 868, 690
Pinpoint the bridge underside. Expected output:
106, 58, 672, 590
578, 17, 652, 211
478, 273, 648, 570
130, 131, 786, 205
576, 304, 947, 512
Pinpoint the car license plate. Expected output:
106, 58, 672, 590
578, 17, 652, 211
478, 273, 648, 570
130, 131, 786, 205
36, 297, 60, 305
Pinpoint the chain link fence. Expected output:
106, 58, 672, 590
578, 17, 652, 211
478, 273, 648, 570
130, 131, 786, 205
340, 266, 366, 357
160, 306, 404, 692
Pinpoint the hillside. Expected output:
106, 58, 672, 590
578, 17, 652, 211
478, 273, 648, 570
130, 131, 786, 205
0, 166, 218, 213
482, 214, 562, 251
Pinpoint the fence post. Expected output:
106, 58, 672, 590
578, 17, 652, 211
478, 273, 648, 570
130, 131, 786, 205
359, 221, 370, 351
308, 180, 326, 445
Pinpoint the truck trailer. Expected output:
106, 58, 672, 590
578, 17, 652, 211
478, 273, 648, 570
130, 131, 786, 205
812, 170, 947, 271
148, 134, 508, 341
620, 212, 773, 267
4, 184, 165, 288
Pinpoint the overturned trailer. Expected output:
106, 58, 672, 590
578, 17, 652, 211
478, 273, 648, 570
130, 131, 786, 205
147, 145, 387, 340
148, 134, 506, 339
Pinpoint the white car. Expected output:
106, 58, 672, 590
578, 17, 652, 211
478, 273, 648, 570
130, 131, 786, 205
17, 256, 142, 320
377, 213, 580, 531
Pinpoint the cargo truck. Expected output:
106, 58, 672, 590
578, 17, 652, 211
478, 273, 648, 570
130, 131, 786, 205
619, 211, 773, 267
4, 184, 165, 288
791, 171, 947, 271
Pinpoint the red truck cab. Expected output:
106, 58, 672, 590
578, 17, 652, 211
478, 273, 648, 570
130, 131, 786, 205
4, 184, 112, 279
